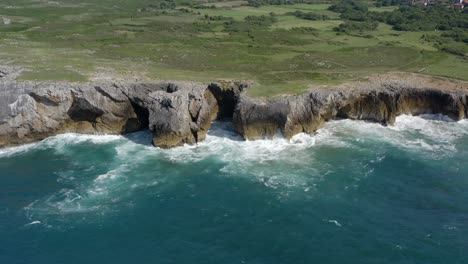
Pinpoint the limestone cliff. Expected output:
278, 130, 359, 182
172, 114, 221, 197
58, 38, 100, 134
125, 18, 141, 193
0, 81, 141, 147
122, 82, 219, 148
0, 80, 221, 148
0, 72, 466, 148
233, 76, 467, 140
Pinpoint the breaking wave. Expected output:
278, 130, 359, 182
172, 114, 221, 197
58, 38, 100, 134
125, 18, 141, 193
11, 115, 468, 224
0, 133, 124, 158
316, 114, 468, 158
0, 143, 37, 158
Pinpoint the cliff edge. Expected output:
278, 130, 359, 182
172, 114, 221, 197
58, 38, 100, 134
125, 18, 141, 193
0, 71, 466, 148
0, 80, 232, 148
234, 74, 467, 140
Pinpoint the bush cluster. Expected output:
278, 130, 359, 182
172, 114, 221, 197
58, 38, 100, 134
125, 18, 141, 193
375, 0, 408, 7
329, 1, 467, 32
147, 0, 176, 10
247, 0, 328, 7
223, 14, 278, 32
288, 10, 329, 20
334, 20, 379, 33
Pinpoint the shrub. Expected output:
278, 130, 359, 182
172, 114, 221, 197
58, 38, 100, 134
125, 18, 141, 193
441, 45, 467, 57
289, 11, 329, 20
334, 21, 378, 33
442, 29, 468, 43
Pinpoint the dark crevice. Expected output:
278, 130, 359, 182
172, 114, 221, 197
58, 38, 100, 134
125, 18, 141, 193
127, 101, 149, 132
29, 92, 60, 106
160, 98, 175, 110
94, 86, 126, 103
190, 107, 201, 123
166, 83, 179, 93
208, 83, 243, 119
191, 129, 199, 143
67, 93, 104, 122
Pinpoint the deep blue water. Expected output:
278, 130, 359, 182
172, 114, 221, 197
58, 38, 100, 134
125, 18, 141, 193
0, 115, 467, 264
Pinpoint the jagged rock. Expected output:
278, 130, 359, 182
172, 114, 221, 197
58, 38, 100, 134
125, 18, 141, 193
138, 82, 218, 148
0, 73, 466, 148
0, 80, 222, 148
208, 80, 247, 118
0, 66, 24, 81
233, 79, 468, 140
0, 81, 143, 147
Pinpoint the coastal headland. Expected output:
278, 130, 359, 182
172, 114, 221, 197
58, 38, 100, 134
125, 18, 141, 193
1, 69, 466, 148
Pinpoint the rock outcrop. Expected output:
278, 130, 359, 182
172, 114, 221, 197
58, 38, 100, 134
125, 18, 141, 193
123, 82, 219, 148
208, 80, 247, 119
0, 81, 142, 147
233, 77, 468, 140
0, 80, 222, 148
0, 72, 466, 148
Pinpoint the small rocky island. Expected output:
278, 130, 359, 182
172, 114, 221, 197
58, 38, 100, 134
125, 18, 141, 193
1, 69, 467, 149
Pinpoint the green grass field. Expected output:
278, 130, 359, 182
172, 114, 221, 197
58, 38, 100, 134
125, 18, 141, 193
0, 0, 466, 96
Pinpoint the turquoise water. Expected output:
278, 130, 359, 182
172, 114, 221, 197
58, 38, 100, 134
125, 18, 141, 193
1, 115, 467, 264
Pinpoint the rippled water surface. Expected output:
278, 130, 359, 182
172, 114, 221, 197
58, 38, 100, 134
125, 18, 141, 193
1, 115, 467, 264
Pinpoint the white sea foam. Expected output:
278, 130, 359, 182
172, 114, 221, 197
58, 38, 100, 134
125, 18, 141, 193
24, 220, 41, 226
18, 115, 468, 221
327, 219, 342, 227
5, 114, 464, 162
0, 142, 38, 157
48, 133, 123, 144
162, 122, 318, 164
42, 133, 124, 154
314, 114, 467, 158
458, 119, 468, 125
25, 161, 139, 219
22, 123, 322, 219
0, 133, 123, 158
94, 170, 120, 183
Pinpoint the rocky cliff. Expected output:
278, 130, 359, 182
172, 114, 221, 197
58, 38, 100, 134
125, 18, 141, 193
122, 82, 219, 148
0, 72, 466, 148
234, 76, 467, 140
0, 80, 229, 148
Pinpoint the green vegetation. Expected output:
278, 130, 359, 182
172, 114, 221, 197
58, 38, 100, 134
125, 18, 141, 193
382, 6, 467, 31
328, 1, 468, 33
223, 14, 278, 32
0, 0, 466, 96
374, 0, 407, 7
18, 69, 87, 82
289, 10, 329, 20
334, 20, 378, 34
247, 0, 329, 7
442, 29, 468, 43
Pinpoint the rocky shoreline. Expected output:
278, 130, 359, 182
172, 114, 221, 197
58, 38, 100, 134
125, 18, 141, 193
1, 72, 467, 149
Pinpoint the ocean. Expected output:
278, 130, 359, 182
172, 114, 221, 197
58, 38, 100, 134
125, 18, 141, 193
0, 115, 467, 264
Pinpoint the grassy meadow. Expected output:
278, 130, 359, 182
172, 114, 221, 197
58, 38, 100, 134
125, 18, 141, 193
0, 0, 466, 96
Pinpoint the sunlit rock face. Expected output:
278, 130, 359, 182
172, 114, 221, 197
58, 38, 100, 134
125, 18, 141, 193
0, 81, 221, 148
0, 72, 466, 148
233, 80, 467, 140
123, 82, 220, 148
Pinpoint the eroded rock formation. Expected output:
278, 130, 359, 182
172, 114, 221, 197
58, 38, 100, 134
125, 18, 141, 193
123, 82, 219, 148
233, 78, 468, 140
0, 81, 226, 148
0, 72, 466, 148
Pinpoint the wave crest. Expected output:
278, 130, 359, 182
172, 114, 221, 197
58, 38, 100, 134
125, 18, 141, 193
14, 115, 468, 225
